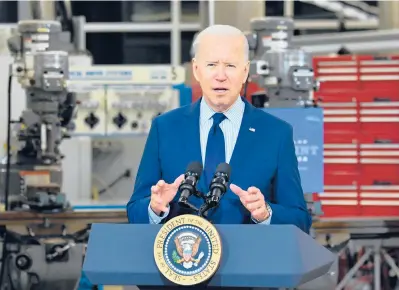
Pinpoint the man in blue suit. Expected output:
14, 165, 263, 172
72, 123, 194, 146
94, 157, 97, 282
127, 24, 311, 234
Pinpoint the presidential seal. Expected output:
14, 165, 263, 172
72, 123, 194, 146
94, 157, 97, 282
154, 214, 222, 286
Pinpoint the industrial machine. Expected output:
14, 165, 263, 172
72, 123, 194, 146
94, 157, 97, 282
245, 17, 319, 108
67, 65, 184, 137
0, 20, 76, 212
0, 20, 84, 290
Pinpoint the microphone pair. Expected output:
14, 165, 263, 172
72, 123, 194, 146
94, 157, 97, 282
178, 161, 231, 214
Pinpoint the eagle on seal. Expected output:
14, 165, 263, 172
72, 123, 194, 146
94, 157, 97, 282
174, 233, 202, 267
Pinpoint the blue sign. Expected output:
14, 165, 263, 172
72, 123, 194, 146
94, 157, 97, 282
262, 108, 324, 193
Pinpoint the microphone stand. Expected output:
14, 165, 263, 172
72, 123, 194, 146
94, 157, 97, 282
178, 190, 218, 221
198, 193, 219, 220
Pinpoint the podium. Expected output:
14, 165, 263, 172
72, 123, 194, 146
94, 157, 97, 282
83, 223, 335, 289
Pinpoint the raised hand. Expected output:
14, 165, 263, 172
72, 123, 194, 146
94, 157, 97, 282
230, 184, 269, 222
150, 174, 184, 215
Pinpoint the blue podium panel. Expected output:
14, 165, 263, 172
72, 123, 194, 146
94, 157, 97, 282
262, 108, 324, 193
83, 223, 335, 288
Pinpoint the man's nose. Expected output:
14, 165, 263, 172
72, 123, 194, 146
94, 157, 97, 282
214, 67, 227, 81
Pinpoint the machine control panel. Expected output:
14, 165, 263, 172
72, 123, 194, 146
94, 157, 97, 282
67, 65, 183, 136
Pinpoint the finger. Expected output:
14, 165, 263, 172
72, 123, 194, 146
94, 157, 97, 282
151, 194, 162, 204
157, 180, 166, 187
151, 195, 168, 212
247, 186, 261, 195
151, 185, 160, 195
230, 184, 247, 197
245, 200, 265, 212
173, 174, 185, 187
241, 194, 260, 205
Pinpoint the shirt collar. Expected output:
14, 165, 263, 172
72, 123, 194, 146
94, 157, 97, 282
200, 96, 245, 127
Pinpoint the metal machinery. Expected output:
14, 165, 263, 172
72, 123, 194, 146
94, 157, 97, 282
0, 2, 397, 289
2, 20, 76, 212
0, 18, 189, 290
242, 17, 399, 290
245, 17, 319, 108
0, 20, 86, 290
67, 65, 184, 138
0, 24, 187, 290
243, 17, 323, 216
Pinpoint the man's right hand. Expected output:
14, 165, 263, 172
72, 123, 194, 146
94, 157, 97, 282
150, 174, 185, 216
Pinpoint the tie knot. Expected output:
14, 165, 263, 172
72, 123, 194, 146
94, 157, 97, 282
212, 113, 226, 127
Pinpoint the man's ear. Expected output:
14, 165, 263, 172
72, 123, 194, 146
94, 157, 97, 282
192, 58, 200, 82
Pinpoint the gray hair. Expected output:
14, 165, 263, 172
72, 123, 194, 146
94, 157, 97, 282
191, 24, 249, 62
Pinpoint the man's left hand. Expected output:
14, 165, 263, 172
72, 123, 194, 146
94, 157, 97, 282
230, 184, 269, 222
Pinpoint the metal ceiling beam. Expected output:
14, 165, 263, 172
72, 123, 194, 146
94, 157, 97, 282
293, 28, 399, 54
298, 0, 378, 21
293, 19, 378, 30
339, 0, 379, 16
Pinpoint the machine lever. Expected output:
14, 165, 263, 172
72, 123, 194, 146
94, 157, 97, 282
46, 241, 76, 261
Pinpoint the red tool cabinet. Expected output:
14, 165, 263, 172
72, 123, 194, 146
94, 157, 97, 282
315, 55, 399, 217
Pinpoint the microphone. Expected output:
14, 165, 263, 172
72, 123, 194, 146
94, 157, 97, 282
207, 162, 231, 207
178, 161, 203, 207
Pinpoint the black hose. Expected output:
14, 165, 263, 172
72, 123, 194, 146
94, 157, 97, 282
0, 229, 7, 289
0, 74, 13, 289
55, 1, 74, 43
5, 75, 12, 210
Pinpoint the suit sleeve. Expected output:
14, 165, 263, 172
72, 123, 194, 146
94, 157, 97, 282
126, 118, 162, 224
268, 124, 312, 233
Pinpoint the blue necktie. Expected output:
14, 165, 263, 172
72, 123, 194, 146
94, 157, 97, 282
204, 113, 226, 189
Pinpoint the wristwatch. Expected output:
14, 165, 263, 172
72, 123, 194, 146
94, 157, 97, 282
265, 202, 272, 216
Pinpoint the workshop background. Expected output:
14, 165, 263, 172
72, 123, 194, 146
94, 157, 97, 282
1, 0, 399, 290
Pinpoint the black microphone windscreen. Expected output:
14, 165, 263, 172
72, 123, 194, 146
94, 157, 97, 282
216, 162, 231, 177
187, 161, 203, 175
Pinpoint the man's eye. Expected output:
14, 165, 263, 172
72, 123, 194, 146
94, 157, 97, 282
207, 64, 215, 67
227, 64, 235, 68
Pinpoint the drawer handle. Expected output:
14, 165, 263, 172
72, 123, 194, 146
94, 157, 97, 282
373, 180, 392, 185
374, 139, 393, 144
373, 97, 392, 102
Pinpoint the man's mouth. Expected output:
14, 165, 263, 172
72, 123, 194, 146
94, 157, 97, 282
213, 88, 228, 93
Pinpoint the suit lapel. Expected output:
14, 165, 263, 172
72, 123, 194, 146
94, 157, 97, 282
228, 98, 258, 183
183, 98, 208, 193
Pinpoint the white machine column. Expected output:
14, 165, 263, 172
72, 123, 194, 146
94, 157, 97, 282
379, 1, 399, 29
200, 0, 265, 31
18, 0, 56, 20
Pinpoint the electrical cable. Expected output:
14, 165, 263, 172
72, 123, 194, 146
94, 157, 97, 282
0, 74, 13, 289
5, 75, 12, 211
55, 0, 74, 43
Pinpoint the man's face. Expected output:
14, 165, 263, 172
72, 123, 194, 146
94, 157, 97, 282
192, 34, 249, 112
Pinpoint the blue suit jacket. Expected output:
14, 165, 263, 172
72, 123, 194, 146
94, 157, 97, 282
126, 98, 312, 233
